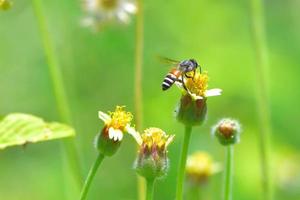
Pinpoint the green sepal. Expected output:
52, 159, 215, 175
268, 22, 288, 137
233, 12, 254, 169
215, 128, 239, 146
175, 94, 207, 126
95, 126, 121, 157
134, 147, 169, 180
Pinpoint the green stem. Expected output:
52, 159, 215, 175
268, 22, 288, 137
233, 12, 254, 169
176, 126, 192, 200
224, 146, 234, 200
186, 184, 201, 200
31, 0, 82, 190
80, 153, 105, 200
146, 179, 155, 200
135, 0, 145, 199
249, 0, 272, 199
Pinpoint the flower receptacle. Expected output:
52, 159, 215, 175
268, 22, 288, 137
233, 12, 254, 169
176, 94, 207, 127
95, 126, 121, 156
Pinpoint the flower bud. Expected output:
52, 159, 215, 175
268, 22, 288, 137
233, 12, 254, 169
212, 118, 241, 146
134, 128, 174, 180
175, 94, 207, 126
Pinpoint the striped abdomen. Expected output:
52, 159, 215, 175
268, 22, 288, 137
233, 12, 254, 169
162, 69, 181, 91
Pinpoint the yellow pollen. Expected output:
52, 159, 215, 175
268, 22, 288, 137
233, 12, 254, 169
99, 0, 118, 10
185, 71, 209, 97
141, 128, 173, 149
186, 152, 214, 177
108, 106, 132, 130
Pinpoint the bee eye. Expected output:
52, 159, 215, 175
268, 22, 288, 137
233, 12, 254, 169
191, 59, 198, 66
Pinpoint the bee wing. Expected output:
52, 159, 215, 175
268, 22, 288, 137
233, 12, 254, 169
157, 56, 180, 66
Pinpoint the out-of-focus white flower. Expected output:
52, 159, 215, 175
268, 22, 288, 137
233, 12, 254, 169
81, 0, 136, 30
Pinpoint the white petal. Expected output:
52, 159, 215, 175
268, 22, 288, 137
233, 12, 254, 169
117, 11, 130, 23
187, 90, 203, 100
118, 131, 123, 141
125, 125, 142, 145
205, 88, 222, 97
81, 17, 94, 27
98, 111, 111, 124
108, 127, 115, 139
166, 135, 175, 147
123, 2, 137, 13
212, 163, 223, 174
108, 127, 123, 141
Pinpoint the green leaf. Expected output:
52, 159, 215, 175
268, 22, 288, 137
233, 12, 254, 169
0, 113, 75, 150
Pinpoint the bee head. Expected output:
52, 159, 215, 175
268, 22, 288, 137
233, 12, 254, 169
189, 59, 198, 67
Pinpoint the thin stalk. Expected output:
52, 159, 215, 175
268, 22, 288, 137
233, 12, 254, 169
249, 0, 272, 199
80, 153, 105, 200
31, 0, 82, 190
224, 146, 233, 200
176, 126, 192, 200
146, 179, 155, 200
186, 184, 201, 200
134, 0, 145, 199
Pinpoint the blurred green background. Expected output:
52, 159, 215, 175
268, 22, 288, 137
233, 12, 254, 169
1, 0, 300, 199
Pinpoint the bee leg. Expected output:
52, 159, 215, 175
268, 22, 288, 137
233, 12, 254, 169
192, 69, 196, 81
181, 75, 188, 91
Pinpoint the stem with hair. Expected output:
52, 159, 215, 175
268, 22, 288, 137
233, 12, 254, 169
146, 179, 155, 200
134, 0, 145, 199
31, 0, 82, 191
249, 0, 272, 199
224, 145, 233, 200
80, 153, 105, 200
176, 126, 192, 200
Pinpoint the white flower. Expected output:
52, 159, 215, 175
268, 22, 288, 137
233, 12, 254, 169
81, 0, 137, 30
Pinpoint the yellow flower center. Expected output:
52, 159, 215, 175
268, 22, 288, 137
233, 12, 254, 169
186, 152, 214, 177
108, 106, 132, 130
141, 128, 173, 149
185, 71, 209, 97
99, 0, 118, 10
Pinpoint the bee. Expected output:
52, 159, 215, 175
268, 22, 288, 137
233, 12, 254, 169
160, 57, 200, 91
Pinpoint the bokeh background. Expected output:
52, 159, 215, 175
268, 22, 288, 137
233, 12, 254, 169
0, 0, 300, 199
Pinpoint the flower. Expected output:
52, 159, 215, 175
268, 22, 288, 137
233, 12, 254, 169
133, 127, 174, 180
98, 105, 137, 141
0, 0, 12, 10
81, 0, 137, 30
212, 118, 241, 146
95, 106, 138, 156
175, 69, 222, 126
186, 151, 221, 185
177, 71, 222, 100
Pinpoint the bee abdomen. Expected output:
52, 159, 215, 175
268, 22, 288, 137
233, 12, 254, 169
162, 73, 178, 91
